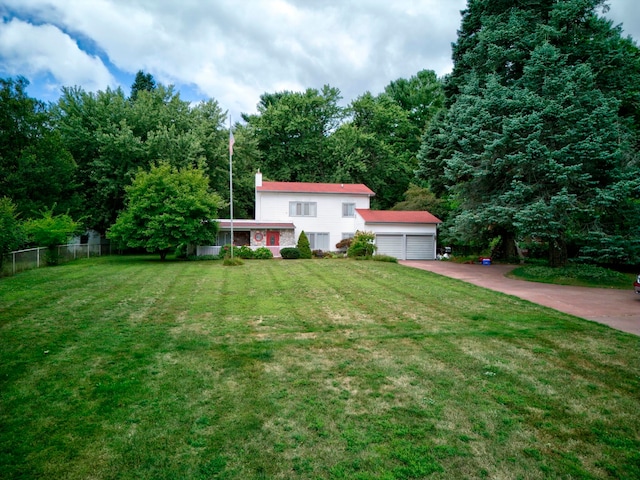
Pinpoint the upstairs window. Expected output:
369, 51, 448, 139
342, 203, 356, 217
289, 202, 317, 217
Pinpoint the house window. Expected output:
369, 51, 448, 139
216, 231, 232, 246
342, 232, 355, 240
307, 232, 330, 251
342, 203, 356, 217
289, 202, 317, 217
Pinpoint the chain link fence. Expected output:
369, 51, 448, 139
1, 243, 111, 277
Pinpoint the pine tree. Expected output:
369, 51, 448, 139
417, 0, 640, 265
297, 231, 313, 259
130, 70, 156, 101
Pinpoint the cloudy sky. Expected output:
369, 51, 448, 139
1, 0, 638, 116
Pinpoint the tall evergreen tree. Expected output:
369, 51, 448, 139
417, 0, 640, 266
130, 70, 157, 101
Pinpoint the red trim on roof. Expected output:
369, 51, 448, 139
258, 181, 374, 196
355, 209, 442, 224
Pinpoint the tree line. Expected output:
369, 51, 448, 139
1, 68, 444, 259
2, 0, 639, 266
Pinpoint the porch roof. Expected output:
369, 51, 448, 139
216, 219, 295, 230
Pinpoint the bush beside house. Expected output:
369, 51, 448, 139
347, 231, 377, 258
280, 247, 300, 259
297, 231, 312, 259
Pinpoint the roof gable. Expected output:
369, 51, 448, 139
356, 209, 442, 224
258, 181, 374, 196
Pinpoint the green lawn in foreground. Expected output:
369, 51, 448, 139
1, 256, 639, 479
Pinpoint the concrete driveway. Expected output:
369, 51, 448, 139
400, 261, 640, 336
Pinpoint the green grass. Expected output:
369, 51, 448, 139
510, 264, 635, 289
1, 256, 639, 479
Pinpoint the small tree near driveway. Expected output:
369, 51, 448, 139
108, 162, 223, 260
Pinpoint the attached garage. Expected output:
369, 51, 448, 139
406, 235, 435, 260
375, 234, 437, 260
376, 235, 403, 258
355, 210, 442, 260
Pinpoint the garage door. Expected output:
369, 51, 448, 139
376, 235, 403, 258
406, 235, 435, 260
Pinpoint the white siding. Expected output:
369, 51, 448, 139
365, 223, 438, 236
256, 191, 370, 250
355, 216, 439, 260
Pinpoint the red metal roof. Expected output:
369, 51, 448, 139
356, 209, 442, 224
258, 181, 374, 196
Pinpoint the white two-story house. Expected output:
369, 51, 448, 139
198, 172, 441, 259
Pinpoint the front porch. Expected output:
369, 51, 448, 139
197, 219, 296, 258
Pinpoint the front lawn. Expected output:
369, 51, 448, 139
1, 256, 638, 479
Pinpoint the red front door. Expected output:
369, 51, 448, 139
266, 231, 280, 246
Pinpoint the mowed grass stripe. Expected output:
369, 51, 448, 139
1, 256, 639, 479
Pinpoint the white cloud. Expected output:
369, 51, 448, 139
1, 0, 468, 111
1, 0, 638, 113
0, 18, 116, 93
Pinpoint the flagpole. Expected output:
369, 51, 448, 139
229, 115, 234, 259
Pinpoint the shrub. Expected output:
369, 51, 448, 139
280, 247, 300, 259
253, 247, 273, 259
174, 244, 187, 259
237, 245, 254, 259
335, 237, 352, 251
218, 244, 240, 259
312, 249, 324, 258
297, 231, 312, 259
223, 257, 244, 266
373, 254, 398, 263
347, 231, 376, 258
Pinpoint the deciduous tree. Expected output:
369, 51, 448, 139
107, 163, 223, 260
52, 84, 229, 233
243, 86, 344, 182
23, 207, 81, 265
0, 77, 78, 217
0, 197, 25, 266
